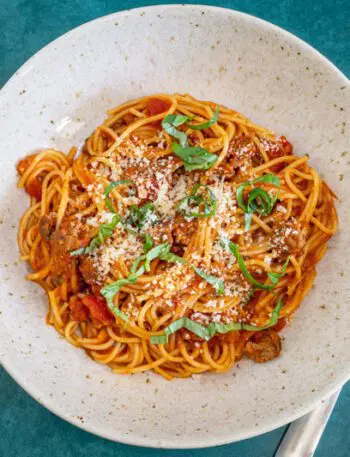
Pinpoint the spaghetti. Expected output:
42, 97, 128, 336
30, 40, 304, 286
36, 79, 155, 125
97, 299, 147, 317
17, 94, 338, 380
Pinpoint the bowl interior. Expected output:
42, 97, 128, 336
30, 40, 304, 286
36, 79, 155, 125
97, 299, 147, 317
0, 5, 349, 448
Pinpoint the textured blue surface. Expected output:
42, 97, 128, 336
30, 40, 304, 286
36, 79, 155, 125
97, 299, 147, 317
0, 1, 349, 456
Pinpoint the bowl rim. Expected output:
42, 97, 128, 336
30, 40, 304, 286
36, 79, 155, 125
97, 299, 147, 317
1, 4, 349, 449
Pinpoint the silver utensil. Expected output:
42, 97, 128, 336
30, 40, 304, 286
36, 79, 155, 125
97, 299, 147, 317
275, 388, 341, 457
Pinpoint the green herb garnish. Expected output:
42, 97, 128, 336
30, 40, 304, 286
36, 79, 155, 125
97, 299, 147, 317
172, 143, 218, 171
161, 114, 190, 148
128, 203, 158, 229
267, 257, 290, 286
193, 266, 225, 295
236, 173, 280, 231
143, 234, 154, 253
221, 238, 289, 291
187, 107, 219, 130
101, 274, 139, 322
150, 298, 283, 344
162, 112, 219, 171
178, 183, 216, 218
104, 179, 134, 212
70, 214, 121, 256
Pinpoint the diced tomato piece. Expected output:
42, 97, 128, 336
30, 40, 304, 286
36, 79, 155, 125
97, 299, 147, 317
17, 154, 42, 199
147, 98, 171, 116
81, 295, 114, 324
273, 318, 287, 333
17, 154, 37, 175
70, 296, 89, 322
25, 178, 42, 200
280, 136, 293, 155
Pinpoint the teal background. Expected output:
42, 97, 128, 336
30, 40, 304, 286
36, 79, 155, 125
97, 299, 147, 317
0, 1, 349, 456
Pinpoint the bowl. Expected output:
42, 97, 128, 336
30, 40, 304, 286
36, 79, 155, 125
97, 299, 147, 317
0, 5, 349, 448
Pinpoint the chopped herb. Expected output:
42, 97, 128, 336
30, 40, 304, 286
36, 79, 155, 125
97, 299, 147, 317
236, 174, 280, 231
143, 234, 154, 252
70, 214, 121, 256
101, 275, 138, 322
193, 266, 224, 295
128, 203, 158, 228
150, 298, 283, 344
104, 179, 133, 212
187, 107, 219, 130
178, 183, 216, 218
221, 239, 288, 291
267, 257, 290, 286
161, 114, 189, 148
172, 142, 218, 171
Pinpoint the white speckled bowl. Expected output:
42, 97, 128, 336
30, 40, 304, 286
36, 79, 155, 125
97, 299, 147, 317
0, 5, 349, 448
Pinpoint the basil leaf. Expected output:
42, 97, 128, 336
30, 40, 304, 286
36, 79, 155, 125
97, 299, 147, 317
70, 214, 121, 256
101, 273, 140, 322
178, 183, 216, 218
267, 257, 290, 286
150, 298, 283, 344
236, 173, 280, 232
193, 266, 225, 295
240, 298, 283, 330
159, 250, 187, 265
187, 107, 219, 130
143, 234, 154, 253
143, 242, 169, 272
128, 203, 158, 229
107, 303, 129, 322
162, 114, 189, 148
172, 142, 218, 171
221, 239, 274, 291
247, 188, 272, 215
104, 179, 134, 212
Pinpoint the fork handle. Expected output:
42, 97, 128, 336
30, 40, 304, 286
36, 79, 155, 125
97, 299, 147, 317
275, 389, 341, 457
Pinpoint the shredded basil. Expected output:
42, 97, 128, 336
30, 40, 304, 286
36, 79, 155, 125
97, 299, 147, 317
162, 112, 219, 171
236, 174, 280, 231
101, 274, 139, 322
128, 203, 158, 229
267, 257, 290, 286
150, 298, 283, 344
158, 243, 187, 265
221, 238, 289, 291
70, 214, 122, 256
178, 183, 216, 218
187, 107, 219, 130
161, 114, 189, 148
104, 179, 134, 212
193, 266, 225, 295
143, 234, 154, 253
172, 142, 218, 171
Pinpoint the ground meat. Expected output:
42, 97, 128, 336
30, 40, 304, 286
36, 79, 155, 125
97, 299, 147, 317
215, 136, 259, 177
261, 136, 293, 171
172, 215, 197, 247
245, 329, 281, 363
39, 213, 57, 240
147, 218, 174, 244
50, 218, 91, 284
123, 156, 177, 202
271, 218, 308, 257
69, 296, 88, 322
79, 255, 101, 288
